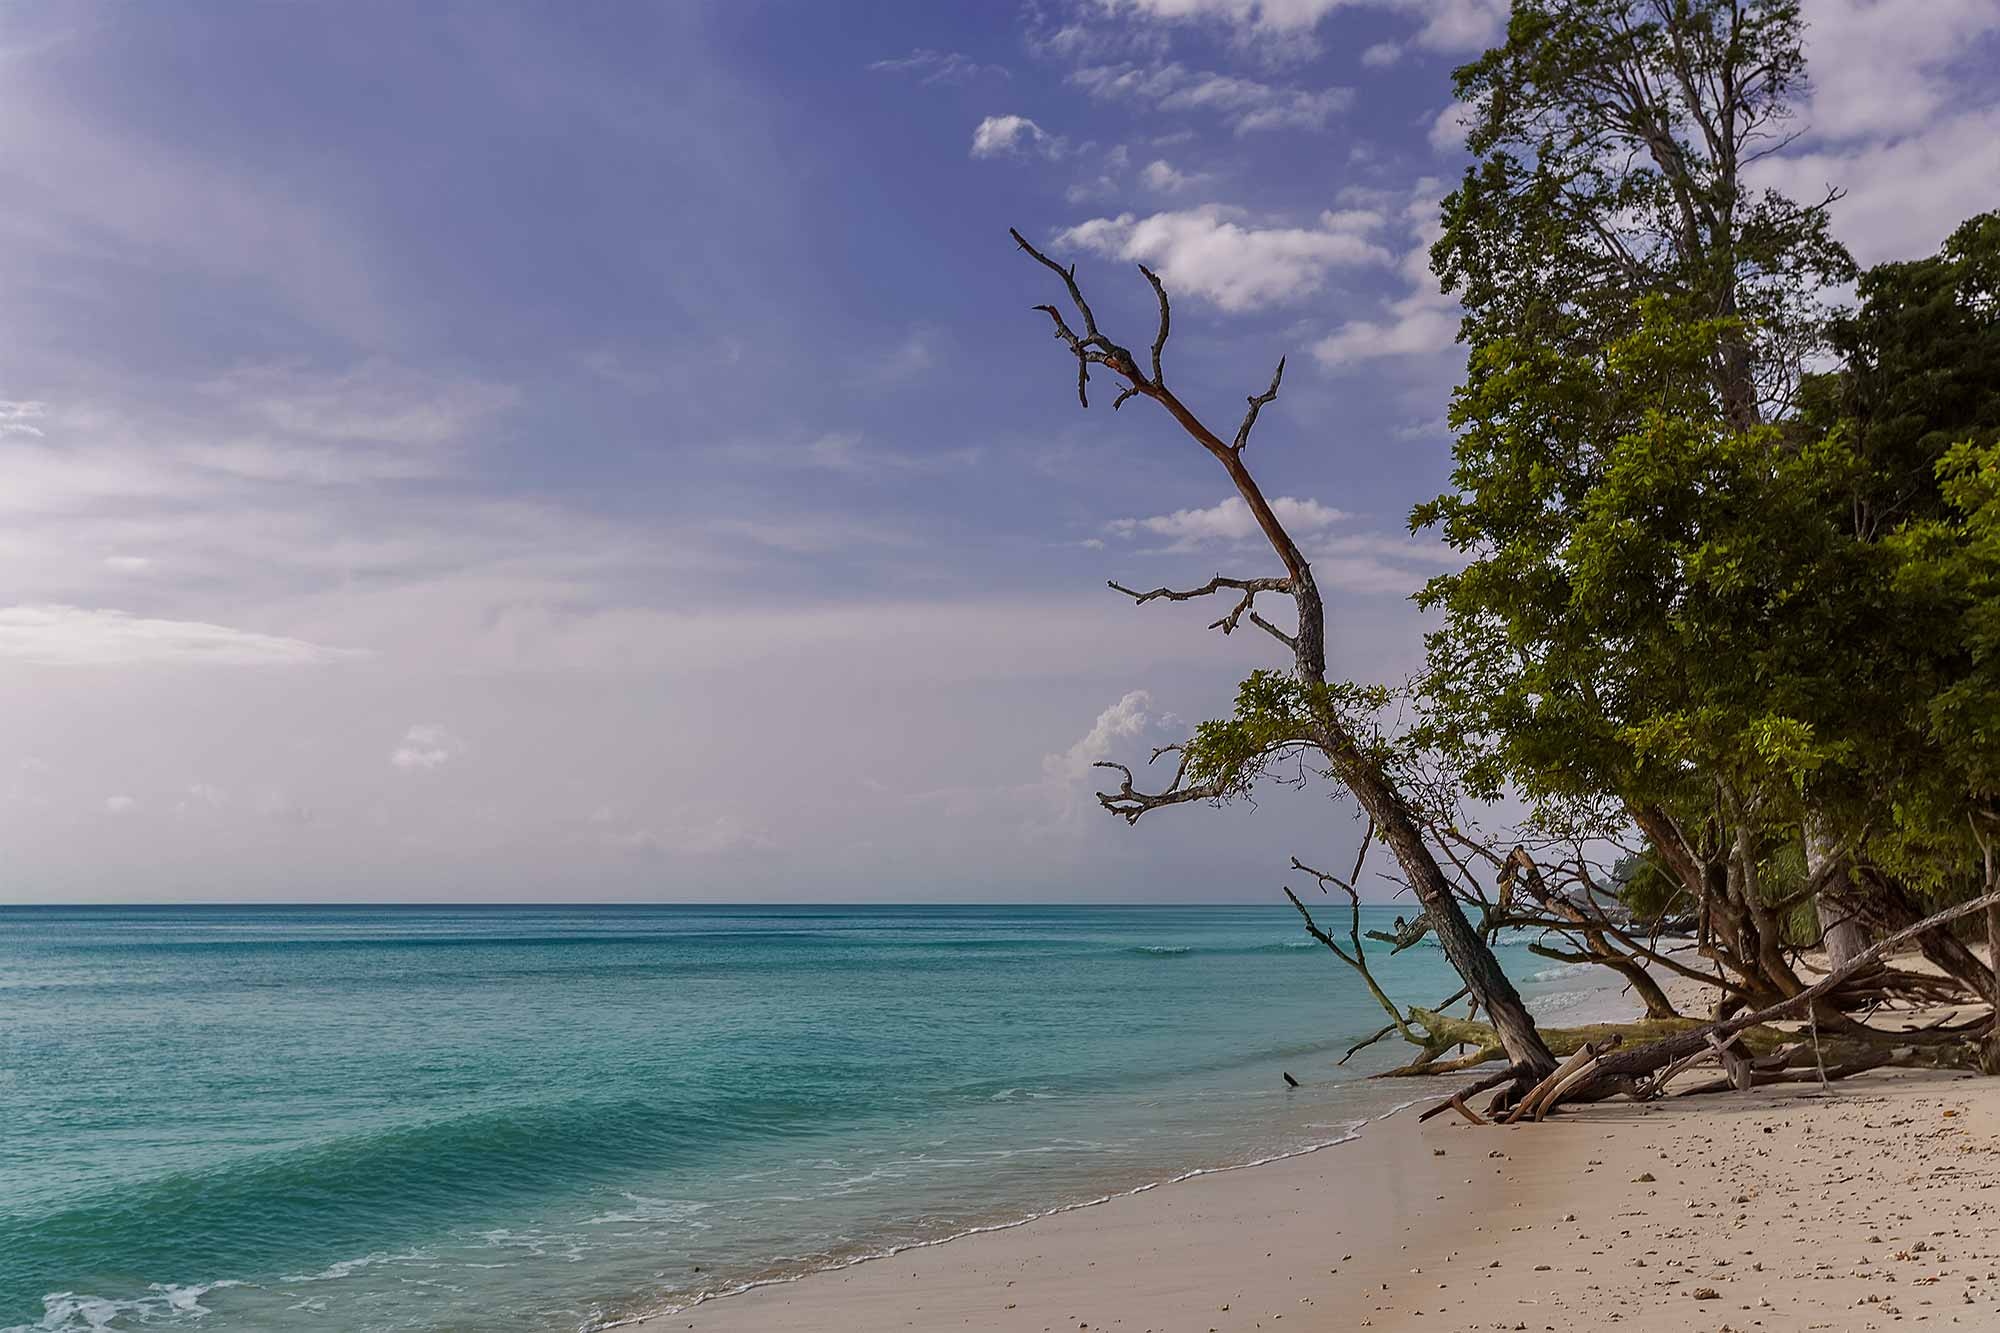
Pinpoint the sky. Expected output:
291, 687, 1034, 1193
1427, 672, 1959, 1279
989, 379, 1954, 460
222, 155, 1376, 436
2, 0, 1996, 903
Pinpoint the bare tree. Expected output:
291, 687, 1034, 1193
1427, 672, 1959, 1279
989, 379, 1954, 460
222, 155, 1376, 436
1010, 229, 1559, 1084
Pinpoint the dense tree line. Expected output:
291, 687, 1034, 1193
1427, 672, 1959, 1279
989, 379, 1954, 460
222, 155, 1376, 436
1015, 0, 2000, 1108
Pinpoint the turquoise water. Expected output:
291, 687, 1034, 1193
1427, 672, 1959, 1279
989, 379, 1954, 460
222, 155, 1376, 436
0, 905, 1608, 1332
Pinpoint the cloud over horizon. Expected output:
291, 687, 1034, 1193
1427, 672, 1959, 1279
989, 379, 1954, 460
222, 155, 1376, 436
1, 0, 1993, 902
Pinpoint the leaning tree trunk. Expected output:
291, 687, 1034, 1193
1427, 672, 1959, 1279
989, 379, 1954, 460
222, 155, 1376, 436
1319, 720, 1557, 1078
1805, 817, 1872, 971
1009, 228, 1560, 1083
1849, 867, 1996, 998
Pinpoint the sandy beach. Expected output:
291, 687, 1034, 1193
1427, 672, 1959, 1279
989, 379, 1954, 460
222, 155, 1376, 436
654, 977, 2000, 1333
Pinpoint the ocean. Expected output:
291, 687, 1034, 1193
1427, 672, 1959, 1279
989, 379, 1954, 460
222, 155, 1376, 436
0, 904, 1615, 1332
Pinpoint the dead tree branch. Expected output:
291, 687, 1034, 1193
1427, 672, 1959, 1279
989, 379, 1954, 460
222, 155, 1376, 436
1106, 574, 1296, 650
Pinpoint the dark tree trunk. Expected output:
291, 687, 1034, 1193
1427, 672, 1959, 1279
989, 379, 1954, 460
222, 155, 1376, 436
1848, 869, 1995, 999
1322, 729, 1557, 1078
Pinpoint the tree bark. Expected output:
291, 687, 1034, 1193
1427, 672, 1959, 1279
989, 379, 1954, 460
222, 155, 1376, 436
1805, 817, 1872, 971
1318, 728, 1556, 1078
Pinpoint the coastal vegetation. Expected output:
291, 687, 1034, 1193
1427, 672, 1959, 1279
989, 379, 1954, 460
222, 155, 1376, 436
1015, 0, 2000, 1115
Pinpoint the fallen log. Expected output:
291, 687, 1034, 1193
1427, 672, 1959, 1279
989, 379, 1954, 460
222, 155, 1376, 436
1571, 888, 2000, 1101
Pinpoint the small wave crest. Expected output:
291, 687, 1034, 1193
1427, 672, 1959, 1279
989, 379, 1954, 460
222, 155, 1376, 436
9, 1281, 243, 1333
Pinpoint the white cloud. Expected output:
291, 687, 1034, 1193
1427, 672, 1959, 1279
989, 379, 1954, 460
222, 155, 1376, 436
105, 794, 136, 815
1312, 182, 1461, 367
1070, 62, 1353, 134
0, 605, 362, 667
1053, 205, 1390, 311
102, 555, 154, 574
1795, 0, 2000, 142
1314, 304, 1460, 366
1107, 494, 1349, 550
1744, 2, 2000, 267
1361, 42, 1402, 67
1, 400, 47, 438
868, 49, 1009, 84
1043, 689, 1159, 786
1310, 532, 1463, 596
1427, 101, 1472, 153
390, 723, 457, 771
1140, 158, 1209, 192
1098, 0, 1506, 54
971, 114, 1063, 158
1758, 105, 2000, 267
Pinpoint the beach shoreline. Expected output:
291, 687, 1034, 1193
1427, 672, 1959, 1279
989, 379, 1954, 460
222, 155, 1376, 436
645, 969, 2000, 1333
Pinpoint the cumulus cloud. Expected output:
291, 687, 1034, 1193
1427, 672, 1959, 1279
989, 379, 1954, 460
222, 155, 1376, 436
1312, 182, 1461, 368
971, 114, 1063, 158
0, 605, 362, 667
1140, 158, 1210, 192
390, 723, 457, 771
1107, 495, 1348, 550
1795, 0, 2000, 143
1043, 690, 1160, 786
1053, 205, 1390, 311
1427, 101, 1473, 153
1758, 107, 2000, 267
1747, 0, 2000, 266
1070, 62, 1353, 134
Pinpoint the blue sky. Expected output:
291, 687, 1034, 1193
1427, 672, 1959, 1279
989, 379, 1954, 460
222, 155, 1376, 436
3, 0, 1997, 902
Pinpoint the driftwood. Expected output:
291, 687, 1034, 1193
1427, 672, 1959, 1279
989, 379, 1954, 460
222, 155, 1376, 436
1505, 1038, 1620, 1123
1417, 1064, 1524, 1122
1572, 887, 2000, 1100
1411, 889, 2000, 1122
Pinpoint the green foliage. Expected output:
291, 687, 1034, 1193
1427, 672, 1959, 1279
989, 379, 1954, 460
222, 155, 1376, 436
1180, 670, 1392, 796
1438, 0, 1851, 423
1419, 0, 1999, 913
1610, 847, 1690, 921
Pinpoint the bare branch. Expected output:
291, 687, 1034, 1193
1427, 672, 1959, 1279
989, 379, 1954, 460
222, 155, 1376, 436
1232, 356, 1286, 452
1139, 263, 1170, 386
1107, 573, 1292, 631
1012, 229, 1102, 340
1012, 228, 1147, 410
1092, 754, 1226, 826
1244, 610, 1297, 653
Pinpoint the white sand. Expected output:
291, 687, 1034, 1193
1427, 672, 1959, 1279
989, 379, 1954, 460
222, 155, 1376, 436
640, 972, 2000, 1332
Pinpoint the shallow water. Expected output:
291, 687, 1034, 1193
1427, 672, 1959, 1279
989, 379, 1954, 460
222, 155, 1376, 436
0, 904, 1612, 1332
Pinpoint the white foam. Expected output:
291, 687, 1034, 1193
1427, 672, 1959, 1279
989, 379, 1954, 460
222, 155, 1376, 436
8, 1281, 243, 1333
602, 1095, 1415, 1329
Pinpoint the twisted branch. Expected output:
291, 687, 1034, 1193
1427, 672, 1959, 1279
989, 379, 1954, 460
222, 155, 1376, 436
1093, 749, 1227, 825
1106, 574, 1295, 650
